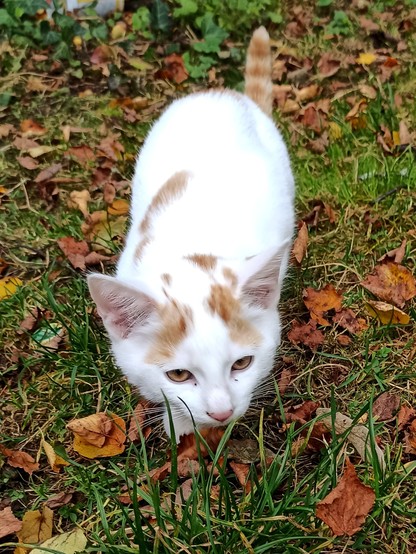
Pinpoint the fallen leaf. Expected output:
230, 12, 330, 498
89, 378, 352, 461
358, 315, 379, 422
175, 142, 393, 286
0, 507, 22, 539
372, 392, 400, 422
176, 458, 201, 478
66, 145, 96, 165
27, 145, 55, 158
128, 400, 152, 442
398, 121, 412, 146
287, 319, 325, 350
157, 53, 189, 84
356, 52, 377, 65
67, 190, 91, 218
16, 506, 53, 554
175, 478, 194, 505
31, 528, 87, 554
0, 123, 15, 138
303, 284, 343, 326
45, 491, 74, 509
277, 367, 292, 395
397, 405, 415, 431
359, 84, 377, 99
316, 458, 376, 536
404, 419, 416, 454
316, 408, 385, 470
34, 163, 62, 183
332, 308, 368, 334
67, 412, 113, 448
177, 428, 225, 461
378, 240, 406, 264
68, 412, 126, 459
13, 136, 39, 151
285, 400, 320, 424
57, 237, 90, 271
0, 445, 39, 474
365, 300, 410, 325
292, 221, 308, 265
20, 119, 47, 137
107, 198, 130, 216
317, 53, 340, 77
294, 84, 319, 102
42, 440, 70, 473
361, 262, 416, 308
329, 122, 343, 140
17, 156, 39, 170
229, 461, 251, 493
336, 334, 351, 346
0, 277, 23, 300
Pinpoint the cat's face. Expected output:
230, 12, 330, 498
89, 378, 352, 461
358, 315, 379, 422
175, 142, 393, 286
111, 298, 280, 435
88, 246, 287, 439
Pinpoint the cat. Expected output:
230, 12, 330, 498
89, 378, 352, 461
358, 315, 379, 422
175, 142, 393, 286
88, 26, 295, 442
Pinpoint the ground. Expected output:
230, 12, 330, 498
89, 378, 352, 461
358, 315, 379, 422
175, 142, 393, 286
0, 1, 415, 553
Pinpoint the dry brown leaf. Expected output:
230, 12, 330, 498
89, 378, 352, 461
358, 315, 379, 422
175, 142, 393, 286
399, 121, 412, 145
20, 119, 47, 137
372, 392, 400, 422
69, 412, 126, 459
378, 240, 406, 264
17, 156, 39, 170
365, 300, 410, 325
316, 408, 385, 470
287, 319, 325, 350
67, 190, 91, 219
285, 400, 320, 424
404, 419, 416, 454
0, 445, 39, 474
317, 53, 340, 77
292, 221, 308, 265
361, 262, 416, 308
128, 400, 152, 442
42, 440, 70, 473
175, 478, 194, 505
16, 506, 53, 554
34, 163, 62, 183
303, 284, 343, 326
45, 491, 73, 509
397, 405, 415, 430
316, 458, 375, 536
0, 507, 22, 539
13, 136, 39, 151
359, 84, 377, 99
294, 84, 319, 102
176, 458, 201, 478
332, 308, 368, 334
66, 145, 96, 165
177, 428, 225, 461
277, 367, 292, 396
229, 461, 251, 493
67, 412, 114, 448
336, 334, 351, 346
57, 237, 90, 271
157, 53, 189, 84
0, 123, 15, 138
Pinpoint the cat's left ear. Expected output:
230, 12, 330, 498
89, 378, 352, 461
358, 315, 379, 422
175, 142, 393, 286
239, 242, 290, 309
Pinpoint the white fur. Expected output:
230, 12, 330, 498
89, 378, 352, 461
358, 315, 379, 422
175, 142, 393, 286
89, 90, 294, 441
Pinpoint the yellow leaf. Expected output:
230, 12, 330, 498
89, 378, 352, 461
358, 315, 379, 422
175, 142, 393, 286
392, 130, 400, 146
67, 189, 91, 218
15, 507, 53, 554
365, 300, 410, 325
329, 122, 342, 140
69, 412, 126, 459
127, 57, 153, 71
0, 277, 22, 300
110, 21, 127, 40
356, 52, 377, 65
31, 528, 87, 554
41, 440, 70, 473
26, 145, 55, 158
108, 198, 130, 216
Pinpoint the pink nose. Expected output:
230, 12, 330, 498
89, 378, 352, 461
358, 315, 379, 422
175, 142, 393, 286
207, 409, 234, 422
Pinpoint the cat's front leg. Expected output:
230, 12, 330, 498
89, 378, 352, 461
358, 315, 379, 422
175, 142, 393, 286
163, 411, 195, 443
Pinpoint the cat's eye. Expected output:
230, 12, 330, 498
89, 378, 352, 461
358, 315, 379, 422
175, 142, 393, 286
166, 369, 193, 382
231, 356, 253, 371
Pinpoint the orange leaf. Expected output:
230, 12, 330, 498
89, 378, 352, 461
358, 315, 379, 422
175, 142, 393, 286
41, 440, 70, 473
69, 412, 126, 459
361, 262, 416, 308
292, 221, 308, 266
0, 445, 39, 474
316, 458, 375, 536
20, 119, 47, 137
107, 198, 130, 216
287, 319, 325, 350
303, 284, 343, 326
229, 461, 251, 493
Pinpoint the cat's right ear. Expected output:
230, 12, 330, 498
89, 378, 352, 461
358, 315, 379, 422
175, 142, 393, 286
87, 274, 157, 339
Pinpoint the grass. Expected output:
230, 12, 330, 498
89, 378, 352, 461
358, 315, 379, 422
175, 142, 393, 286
1, 1, 416, 553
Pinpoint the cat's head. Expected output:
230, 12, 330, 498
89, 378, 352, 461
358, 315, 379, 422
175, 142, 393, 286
88, 247, 287, 438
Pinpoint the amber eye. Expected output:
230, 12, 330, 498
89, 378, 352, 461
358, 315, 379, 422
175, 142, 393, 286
231, 356, 253, 371
166, 369, 193, 382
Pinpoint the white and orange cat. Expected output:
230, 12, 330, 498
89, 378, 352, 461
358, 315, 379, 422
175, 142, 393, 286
88, 27, 295, 441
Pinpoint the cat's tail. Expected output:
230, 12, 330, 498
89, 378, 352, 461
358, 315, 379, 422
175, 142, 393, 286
244, 26, 273, 117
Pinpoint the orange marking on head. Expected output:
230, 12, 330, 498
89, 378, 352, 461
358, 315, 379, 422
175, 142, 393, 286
222, 267, 238, 290
145, 300, 193, 364
185, 254, 217, 271
207, 284, 261, 346
135, 236, 151, 261
139, 171, 190, 234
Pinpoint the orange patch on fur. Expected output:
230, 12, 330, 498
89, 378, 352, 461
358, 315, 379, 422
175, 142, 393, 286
140, 171, 189, 234
222, 267, 238, 289
244, 27, 273, 116
207, 284, 261, 346
145, 300, 193, 364
185, 254, 217, 271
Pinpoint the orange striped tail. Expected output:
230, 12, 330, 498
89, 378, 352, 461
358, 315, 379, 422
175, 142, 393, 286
244, 26, 273, 117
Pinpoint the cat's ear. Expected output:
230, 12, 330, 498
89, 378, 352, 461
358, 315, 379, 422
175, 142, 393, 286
87, 274, 157, 339
239, 242, 290, 309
